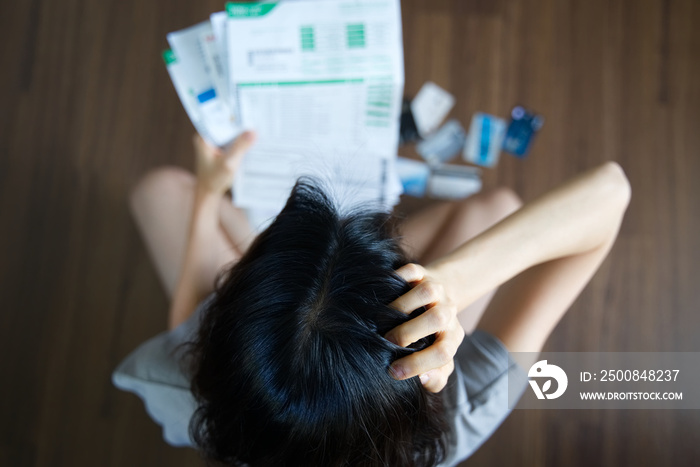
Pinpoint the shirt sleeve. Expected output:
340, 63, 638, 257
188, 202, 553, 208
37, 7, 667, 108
438, 329, 528, 466
111, 294, 215, 447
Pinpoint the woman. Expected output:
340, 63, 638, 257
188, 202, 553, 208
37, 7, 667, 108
113, 132, 631, 466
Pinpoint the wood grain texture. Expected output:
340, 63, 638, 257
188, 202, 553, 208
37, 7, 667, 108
0, 0, 698, 466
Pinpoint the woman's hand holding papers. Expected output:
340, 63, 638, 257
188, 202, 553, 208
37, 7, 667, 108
193, 131, 256, 195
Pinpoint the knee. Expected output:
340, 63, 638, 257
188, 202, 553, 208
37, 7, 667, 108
450, 187, 523, 226
480, 186, 523, 216
129, 166, 194, 215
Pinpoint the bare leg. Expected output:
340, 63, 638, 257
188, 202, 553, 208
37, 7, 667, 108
397, 188, 523, 333
476, 231, 619, 357
218, 195, 258, 255
396, 201, 457, 263
129, 166, 257, 299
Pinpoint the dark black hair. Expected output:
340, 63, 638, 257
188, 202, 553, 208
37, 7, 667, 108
186, 177, 448, 466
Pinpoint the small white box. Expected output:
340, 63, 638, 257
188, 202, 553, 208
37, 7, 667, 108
410, 82, 455, 137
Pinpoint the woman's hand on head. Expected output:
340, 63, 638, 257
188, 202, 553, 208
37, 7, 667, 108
193, 131, 256, 195
384, 263, 465, 393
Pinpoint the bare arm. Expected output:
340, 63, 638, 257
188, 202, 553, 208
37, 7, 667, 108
386, 162, 631, 390
168, 187, 224, 329
429, 161, 631, 315
168, 132, 256, 329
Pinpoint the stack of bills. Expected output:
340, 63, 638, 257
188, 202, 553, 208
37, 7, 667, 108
164, 0, 404, 217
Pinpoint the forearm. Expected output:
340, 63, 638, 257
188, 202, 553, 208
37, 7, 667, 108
168, 187, 222, 329
429, 162, 631, 311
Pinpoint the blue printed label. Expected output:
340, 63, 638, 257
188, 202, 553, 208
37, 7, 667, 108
197, 88, 217, 104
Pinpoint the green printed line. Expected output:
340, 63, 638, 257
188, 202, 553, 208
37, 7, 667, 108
346, 23, 366, 48
366, 120, 390, 127
300, 26, 315, 51
366, 110, 390, 118
368, 101, 390, 108
238, 79, 364, 87
226, 2, 277, 18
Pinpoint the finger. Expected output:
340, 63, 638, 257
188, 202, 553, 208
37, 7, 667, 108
193, 133, 215, 151
394, 263, 425, 283
389, 326, 464, 380
385, 302, 454, 347
225, 130, 257, 160
388, 280, 443, 315
193, 133, 207, 155
421, 359, 455, 393
193, 133, 222, 161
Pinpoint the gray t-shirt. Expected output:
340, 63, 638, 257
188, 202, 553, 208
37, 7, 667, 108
112, 295, 527, 466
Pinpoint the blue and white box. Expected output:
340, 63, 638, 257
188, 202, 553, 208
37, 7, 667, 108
463, 113, 507, 168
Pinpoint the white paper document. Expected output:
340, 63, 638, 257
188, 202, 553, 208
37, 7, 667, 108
225, 0, 405, 212
209, 11, 240, 118
166, 21, 240, 146
164, 0, 405, 214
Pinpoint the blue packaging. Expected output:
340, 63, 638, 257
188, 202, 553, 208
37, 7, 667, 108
502, 106, 544, 157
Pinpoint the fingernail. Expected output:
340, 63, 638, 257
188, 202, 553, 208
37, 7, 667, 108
419, 373, 430, 385
390, 365, 405, 380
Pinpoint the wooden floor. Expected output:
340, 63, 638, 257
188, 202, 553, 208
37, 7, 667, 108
1, 0, 698, 465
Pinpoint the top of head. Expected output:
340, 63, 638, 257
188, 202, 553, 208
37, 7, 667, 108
187, 177, 446, 467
